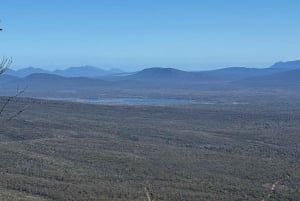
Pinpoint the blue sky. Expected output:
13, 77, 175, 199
0, 0, 300, 70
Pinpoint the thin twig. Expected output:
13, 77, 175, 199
144, 185, 155, 201
144, 187, 152, 201
6, 105, 29, 121
0, 86, 27, 116
261, 181, 279, 201
0, 57, 12, 74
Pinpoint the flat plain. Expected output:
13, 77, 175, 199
0, 91, 299, 201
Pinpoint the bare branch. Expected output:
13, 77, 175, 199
0, 87, 27, 116
144, 185, 156, 201
144, 187, 152, 201
6, 105, 29, 121
0, 57, 12, 75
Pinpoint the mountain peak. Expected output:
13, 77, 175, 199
139, 67, 185, 74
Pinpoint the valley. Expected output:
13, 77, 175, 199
2, 1, 300, 200
0, 93, 299, 201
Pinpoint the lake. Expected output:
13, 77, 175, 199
44, 97, 195, 105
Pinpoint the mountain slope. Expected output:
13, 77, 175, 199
5, 67, 50, 77
53, 66, 107, 77
236, 69, 300, 87
0, 74, 19, 85
125, 67, 284, 83
5, 66, 123, 78
270, 60, 300, 70
1, 73, 110, 91
53, 66, 124, 77
127, 67, 191, 81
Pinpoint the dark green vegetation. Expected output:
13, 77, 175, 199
0, 92, 299, 201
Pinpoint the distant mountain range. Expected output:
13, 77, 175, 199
126, 60, 300, 84
1, 60, 300, 97
127, 66, 286, 83
5, 60, 300, 79
5, 66, 123, 77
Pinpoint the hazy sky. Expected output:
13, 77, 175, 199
1, 0, 300, 70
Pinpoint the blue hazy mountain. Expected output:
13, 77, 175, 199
5, 66, 123, 78
126, 66, 284, 83
5, 67, 50, 77
1, 60, 300, 94
270, 60, 300, 70
6, 60, 299, 79
0, 74, 19, 85
54, 66, 107, 77
3, 68, 16, 75
0, 73, 110, 93
236, 68, 300, 87
53, 66, 124, 77
127, 67, 190, 81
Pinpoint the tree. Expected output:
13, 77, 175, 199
0, 23, 26, 119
